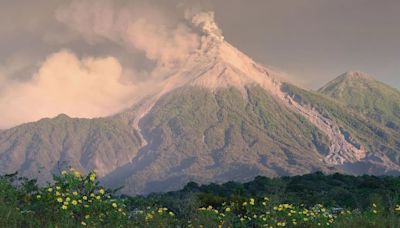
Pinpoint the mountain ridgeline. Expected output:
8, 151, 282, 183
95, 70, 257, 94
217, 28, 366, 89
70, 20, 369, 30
0, 36, 399, 195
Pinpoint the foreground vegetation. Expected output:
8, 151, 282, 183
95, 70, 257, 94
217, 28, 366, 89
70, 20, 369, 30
2, 170, 400, 227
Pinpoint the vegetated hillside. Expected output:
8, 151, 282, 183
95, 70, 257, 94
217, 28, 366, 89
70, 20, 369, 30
318, 71, 400, 131
103, 86, 333, 194
103, 81, 400, 195
0, 114, 141, 181
283, 83, 400, 175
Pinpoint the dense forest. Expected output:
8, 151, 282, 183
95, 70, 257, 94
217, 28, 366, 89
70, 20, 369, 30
128, 172, 400, 216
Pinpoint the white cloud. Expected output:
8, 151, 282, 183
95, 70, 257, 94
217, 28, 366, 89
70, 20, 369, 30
0, 1, 223, 128
0, 50, 136, 128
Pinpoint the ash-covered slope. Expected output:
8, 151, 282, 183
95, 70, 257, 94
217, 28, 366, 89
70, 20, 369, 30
1, 36, 400, 195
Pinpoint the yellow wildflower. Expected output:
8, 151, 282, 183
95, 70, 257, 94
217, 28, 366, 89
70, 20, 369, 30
89, 173, 96, 182
99, 189, 105, 195
61, 205, 67, 210
47, 188, 53, 192
65, 197, 71, 202
249, 198, 255, 205
225, 207, 231, 212
57, 197, 63, 203
74, 171, 81, 177
36, 195, 41, 199
96, 196, 101, 200
81, 221, 87, 226
83, 196, 88, 200
112, 203, 117, 208
72, 191, 78, 196
276, 222, 286, 227
145, 213, 153, 220
72, 200, 78, 205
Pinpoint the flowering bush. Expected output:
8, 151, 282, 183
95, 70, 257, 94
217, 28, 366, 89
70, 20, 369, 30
192, 198, 336, 227
0, 168, 128, 227
2, 170, 400, 227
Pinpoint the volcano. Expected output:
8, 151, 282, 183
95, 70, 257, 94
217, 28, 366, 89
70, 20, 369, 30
1, 34, 400, 195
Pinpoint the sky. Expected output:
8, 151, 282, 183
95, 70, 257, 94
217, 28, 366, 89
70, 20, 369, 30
0, 0, 399, 128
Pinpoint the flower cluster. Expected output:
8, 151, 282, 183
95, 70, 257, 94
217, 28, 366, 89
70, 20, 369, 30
395, 204, 400, 213
191, 197, 338, 227
35, 168, 126, 226
131, 206, 178, 227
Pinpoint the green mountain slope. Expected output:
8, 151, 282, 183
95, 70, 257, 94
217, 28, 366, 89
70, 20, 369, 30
318, 71, 400, 130
103, 86, 334, 194
284, 83, 400, 173
0, 114, 141, 182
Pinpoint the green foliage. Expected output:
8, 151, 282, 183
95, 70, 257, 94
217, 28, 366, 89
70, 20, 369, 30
0, 169, 128, 227
133, 173, 400, 213
3, 171, 400, 227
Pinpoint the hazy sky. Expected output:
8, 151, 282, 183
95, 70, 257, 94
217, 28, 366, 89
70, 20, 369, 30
0, 0, 399, 128
211, 0, 400, 88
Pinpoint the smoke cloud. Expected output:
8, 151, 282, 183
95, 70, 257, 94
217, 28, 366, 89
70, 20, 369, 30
56, 0, 201, 68
0, 50, 136, 129
0, 0, 223, 129
186, 10, 223, 41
